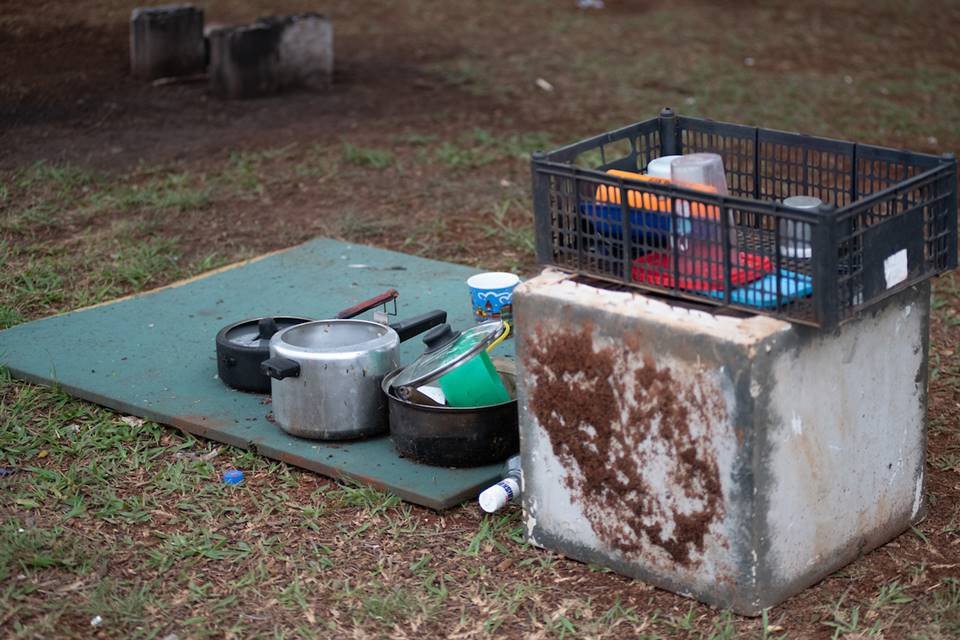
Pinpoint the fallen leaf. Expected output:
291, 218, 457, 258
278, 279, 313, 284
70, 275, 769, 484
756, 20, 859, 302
120, 416, 144, 427
37, 450, 48, 459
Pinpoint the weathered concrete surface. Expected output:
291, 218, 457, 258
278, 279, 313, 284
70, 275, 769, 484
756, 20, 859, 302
515, 269, 929, 615
272, 14, 334, 90
130, 5, 206, 80
208, 13, 333, 99
757, 293, 928, 607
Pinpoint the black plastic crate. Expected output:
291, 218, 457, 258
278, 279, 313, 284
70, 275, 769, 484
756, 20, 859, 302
530, 108, 958, 328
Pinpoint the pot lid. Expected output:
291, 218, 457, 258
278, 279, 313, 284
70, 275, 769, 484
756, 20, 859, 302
274, 319, 397, 354
221, 316, 311, 350
390, 320, 504, 390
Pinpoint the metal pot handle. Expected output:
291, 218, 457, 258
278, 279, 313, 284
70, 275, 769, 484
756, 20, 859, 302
260, 357, 301, 380
257, 317, 280, 340
389, 309, 447, 342
335, 288, 400, 319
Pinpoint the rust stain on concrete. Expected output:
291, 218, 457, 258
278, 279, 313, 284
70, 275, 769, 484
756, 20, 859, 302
525, 321, 726, 566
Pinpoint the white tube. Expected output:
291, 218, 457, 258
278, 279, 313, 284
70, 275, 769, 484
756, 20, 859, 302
478, 477, 520, 513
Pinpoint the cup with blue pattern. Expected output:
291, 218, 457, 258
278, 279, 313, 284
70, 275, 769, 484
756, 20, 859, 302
467, 272, 520, 328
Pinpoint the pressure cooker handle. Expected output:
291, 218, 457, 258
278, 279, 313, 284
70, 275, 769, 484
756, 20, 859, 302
260, 357, 301, 380
389, 309, 447, 342
335, 288, 400, 320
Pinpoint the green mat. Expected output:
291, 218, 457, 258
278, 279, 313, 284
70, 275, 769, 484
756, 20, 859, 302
0, 239, 515, 509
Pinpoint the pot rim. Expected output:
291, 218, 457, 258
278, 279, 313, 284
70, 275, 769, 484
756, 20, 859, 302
216, 316, 313, 354
271, 318, 398, 356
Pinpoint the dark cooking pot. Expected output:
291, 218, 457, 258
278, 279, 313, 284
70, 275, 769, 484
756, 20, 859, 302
380, 361, 519, 467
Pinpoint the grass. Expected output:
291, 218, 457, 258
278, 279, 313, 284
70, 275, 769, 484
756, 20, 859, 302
2, 0, 960, 636
15, 335, 951, 640
343, 143, 394, 169
0, 149, 312, 324
1, 258, 957, 637
433, 128, 553, 170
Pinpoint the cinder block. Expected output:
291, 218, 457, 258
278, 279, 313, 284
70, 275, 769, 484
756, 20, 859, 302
514, 269, 929, 615
208, 13, 333, 99
130, 5, 206, 80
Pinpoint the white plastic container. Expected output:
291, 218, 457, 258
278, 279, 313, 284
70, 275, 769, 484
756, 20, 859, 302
646, 155, 682, 179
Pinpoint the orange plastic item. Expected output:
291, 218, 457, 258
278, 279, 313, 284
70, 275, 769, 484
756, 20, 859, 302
594, 169, 721, 220
595, 170, 671, 211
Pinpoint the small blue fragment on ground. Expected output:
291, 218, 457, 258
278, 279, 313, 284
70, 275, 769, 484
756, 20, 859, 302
223, 469, 244, 485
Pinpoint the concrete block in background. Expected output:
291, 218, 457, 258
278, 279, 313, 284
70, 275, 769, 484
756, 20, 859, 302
514, 269, 929, 615
130, 5, 206, 80
208, 13, 333, 99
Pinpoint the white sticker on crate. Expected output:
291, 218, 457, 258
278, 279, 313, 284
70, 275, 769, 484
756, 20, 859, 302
884, 249, 909, 289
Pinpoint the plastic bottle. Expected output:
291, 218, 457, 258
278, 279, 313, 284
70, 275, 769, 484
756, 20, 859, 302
478, 454, 521, 513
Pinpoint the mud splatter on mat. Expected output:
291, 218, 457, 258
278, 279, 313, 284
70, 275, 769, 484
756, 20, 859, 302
526, 322, 726, 565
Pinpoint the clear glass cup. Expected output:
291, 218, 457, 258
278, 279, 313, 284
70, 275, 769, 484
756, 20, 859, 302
669, 153, 729, 195
670, 154, 734, 268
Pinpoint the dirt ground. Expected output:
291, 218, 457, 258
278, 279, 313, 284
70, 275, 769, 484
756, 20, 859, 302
2, 0, 959, 638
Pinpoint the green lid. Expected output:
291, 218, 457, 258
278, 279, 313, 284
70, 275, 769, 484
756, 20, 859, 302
390, 320, 504, 391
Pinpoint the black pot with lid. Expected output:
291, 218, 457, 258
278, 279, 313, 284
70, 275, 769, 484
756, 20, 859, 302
216, 316, 312, 393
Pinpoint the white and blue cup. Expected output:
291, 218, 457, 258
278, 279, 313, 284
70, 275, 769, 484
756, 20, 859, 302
468, 272, 520, 325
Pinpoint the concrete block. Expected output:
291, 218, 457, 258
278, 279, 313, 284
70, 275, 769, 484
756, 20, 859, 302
514, 269, 929, 615
208, 14, 333, 99
130, 5, 206, 80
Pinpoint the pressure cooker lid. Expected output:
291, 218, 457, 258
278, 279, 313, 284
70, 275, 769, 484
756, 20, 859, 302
276, 319, 397, 353
390, 320, 504, 390
219, 316, 312, 350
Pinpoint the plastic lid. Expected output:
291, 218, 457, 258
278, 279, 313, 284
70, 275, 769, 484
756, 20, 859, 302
390, 320, 504, 390
782, 195, 823, 210
223, 469, 244, 485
